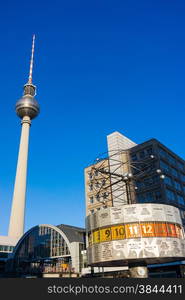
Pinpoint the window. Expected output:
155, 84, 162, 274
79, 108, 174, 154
137, 191, 161, 203
139, 151, 145, 159
136, 181, 144, 189
136, 175, 159, 190
94, 170, 99, 176
160, 160, 169, 172
177, 195, 184, 206
137, 193, 146, 202
138, 162, 156, 173
177, 161, 184, 171
95, 182, 100, 188
0, 246, 4, 251
90, 209, 94, 214
146, 147, 153, 155
88, 172, 93, 180
102, 192, 108, 199
171, 167, 178, 178
154, 191, 162, 201
144, 177, 153, 186
164, 175, 173, 187
0, 252, 8, 258
89, 184, 93, 191
131, 153, 137, 161
102, 179, 106, 186
152, 175, 160, 184
147, 162, 156, 171
174, 181, 181, 191
168, 154, 176, 166
166, 189, 176, 202
180, 173, 185, 182
145, 192, 154, 202
97, 207, 101, 211
159, 147, 168, 160
96, 194, 100, 201
89, 196, 94, 204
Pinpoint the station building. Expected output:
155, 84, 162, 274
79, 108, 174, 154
7, 224, 86, 277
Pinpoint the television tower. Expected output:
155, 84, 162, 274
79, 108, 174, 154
8, 35, 40, 239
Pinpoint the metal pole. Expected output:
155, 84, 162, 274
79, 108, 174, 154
125, 181, 130, 204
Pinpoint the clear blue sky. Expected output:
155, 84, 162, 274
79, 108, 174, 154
0, 0, 185, 235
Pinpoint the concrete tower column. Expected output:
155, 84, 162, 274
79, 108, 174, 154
8, 116, 31, 239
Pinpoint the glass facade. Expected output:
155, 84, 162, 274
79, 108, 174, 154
168, 154, 176, 166
129, 139, 185, 227
0, 245, 14, 252
174, 180, 182, 192
166, 189, 176, 202
180, 173, 185, 182
164, 175, 173, 187
177, 195, 185, 206
137, 190, 162, 203
14, 226, 70, 260
136, 175, 160, 190
0, 245, 14, 260
159, 147, 168, 160
177, 161, 184, 171
10, 225, 85, 275
171, 167, 178, 178
160, 160, 169, 172
131, 147, 153, 162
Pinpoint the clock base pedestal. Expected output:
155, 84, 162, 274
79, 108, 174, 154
129, 262, 148, 278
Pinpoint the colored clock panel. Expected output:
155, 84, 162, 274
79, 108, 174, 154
140, 223, 155, 237
93, 230, 100, 244
125, 223, 141, 238
100, 227, 112, 242
166, 223, 177, 237
111, 225, 126, 240
155, 223, 168, 237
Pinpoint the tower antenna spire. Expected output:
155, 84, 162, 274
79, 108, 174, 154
28, 34, 35, 84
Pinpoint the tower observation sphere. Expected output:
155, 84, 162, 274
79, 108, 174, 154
16, 91, 40, 120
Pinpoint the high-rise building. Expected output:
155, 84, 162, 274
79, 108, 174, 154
85, 131, 185, 228
129, 138, 185, 228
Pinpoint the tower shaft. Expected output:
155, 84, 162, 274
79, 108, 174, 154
8, 116, 31, 239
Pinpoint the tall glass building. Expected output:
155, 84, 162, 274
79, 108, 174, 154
129, 138, 185, 228
85, 132, 185, 226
